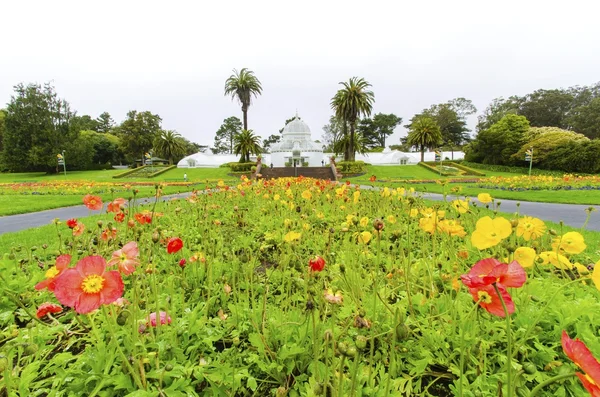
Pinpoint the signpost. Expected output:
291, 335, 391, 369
525, 148, 533, 176
57, 151, 66, 176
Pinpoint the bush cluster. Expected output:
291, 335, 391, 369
336, 161, 368, 174
224, 162, 256, 172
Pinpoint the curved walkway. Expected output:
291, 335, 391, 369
0, 191, 598, 235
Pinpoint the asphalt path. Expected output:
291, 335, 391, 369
0, 190, 598, 235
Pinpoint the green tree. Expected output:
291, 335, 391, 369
321, 116, 345, 152
476, 97, 521, 132
79, 130, 123, 164
116, 110, 162, 165
224, 68, 263, 130
154, 130, 186, 164
262, 135, 281, 152
96, 112, 115, 133
69, 115, 99, 133
212, 116, 242, 154
357, 113, 402, 149
3, 83, 77, 172
331, 77, 375, 161
567, 97, 600, 139
234, 129, 262, 163
406, 116, 442, 162
512, 127, 589, 166
465, 114, 530, 165
0, 109, 6, 161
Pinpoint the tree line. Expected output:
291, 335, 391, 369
0, 83, 204, 173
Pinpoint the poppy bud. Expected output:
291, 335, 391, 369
510, 219, 519, 228
179, 258, 187, 268
373, 219, 384, 231
548, 229, 558, 236
152, 232, 160, 243
97, 220, 103, 228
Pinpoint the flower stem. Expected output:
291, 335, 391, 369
493, 283, 512, 397
528, 372, 576, 396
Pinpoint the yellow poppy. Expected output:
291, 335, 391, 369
538, 251, 573, 269
381, 187, 391, 198
513, 247, 536, 268
419, 217, 436, 234
360, 217, 369, 227
551, 232, 587, 255
409, 208, 419, 218
358, 231, 372, 244
386, 215, 397, 224
451, 199, 469, 214
477, 193, 493, 204
516, 216, 546, 241
353, 190, 360, 204
438, 219, 466, 237
273, 194, 280, 201
283, 231, 301, 243
301, 190, 312, 200
470, 216, 512, 250
592, 260, 600, 290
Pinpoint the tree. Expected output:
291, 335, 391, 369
358, 113, 402, 149
331, 77, 375, 161
321, 116, 344, 152
79, 130, 123, 164
476, 97, 521, 133
406, 116, 442, 162
69, 115, 99, 133
154, 130, 186, 164
262, 135, 281, 152
116, 110, 162, 164
448, 97, 477, 119
224, 68, 262, 130
465, 114, 530, 165
512, 127, 589, 166
3, 83, 76, 172
0, 109, 6, 160
567, 97, 600, 139
234, 129, 262, 163
96, 112, 115, 133
212, 116, 242, 154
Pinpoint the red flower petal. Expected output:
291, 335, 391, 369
167, 238, 183, 254
75, 293, 101, 314
100, 270, 125, 305
468, 258, 501, 278
75, 256, 107, 278
562, 331, 600, 390
468, 284, 514, 317
576, 373, 600, 396
53, 269, 85, 308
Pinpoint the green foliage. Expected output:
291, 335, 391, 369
3, 83, 77, 172
465, 114, 530, 165
69, 114, 99, 134
224, 68, 262, 130
233, 130, 262, 163
568, 97, 600, 139
321, 115, 345, 152
226, 162, 256, 172
212, 116, 242, 154
153, 130, 186, 164
147, 165, 177, 178
116, 110, 162, 164
444, 162, 486, 176
543, 139, 600, 174
335, 160, 367, 174
418, 161, 456, 176
357, 113, 402, 149
262, 134, 281, 152
331, 77, 375, 161
95, 112, 115, 134
513, 127, 589, 165
79, 130, 123, 166
406, 116, 442, 162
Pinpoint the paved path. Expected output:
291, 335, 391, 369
0, 191, 598, 235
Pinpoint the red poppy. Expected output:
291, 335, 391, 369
309, 256, 325, 272
460, 258, 526, 317
66, 218, 78, 229
179, 258, 187, 268
100, 228, 117, 241
36, 302, 63, 318
460, 258, 527, 289
35, 254, 72, 291
53, 255, 124, 314
369, 175, 377, 183
114, 211, 125, 223
562, 331, 600, 395
107, 241, 140, 275
83, 195, 103, 211
134, 211, 153, 225
167, 237, 183, 254
107, 198, 126, 213
72, 222, 86, 237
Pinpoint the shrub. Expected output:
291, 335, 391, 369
225, 162, 256, 172
336, 161, 367, 174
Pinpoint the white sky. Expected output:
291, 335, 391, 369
1, 0, 599, 147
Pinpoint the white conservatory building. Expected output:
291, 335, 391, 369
269, 116, 324, 167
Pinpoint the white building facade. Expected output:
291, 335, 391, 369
268, 116, 324, 167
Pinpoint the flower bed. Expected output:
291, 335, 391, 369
1, 177, 599, 395
476, 175, 600, 191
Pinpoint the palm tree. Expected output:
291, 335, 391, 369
154, 130, 185, 164
234, 129, 262, 163
224, 68, 263, 130
406, 116, 442, 162
331, 77, 375, 161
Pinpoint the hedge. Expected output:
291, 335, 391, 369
224, 162, 257, 172
336, 161, 368, 174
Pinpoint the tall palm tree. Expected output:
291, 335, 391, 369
331, 77, 375, 161
154, 130, 185, 164
406, 116, 442, 162
234, 129, 262, 163
224, 68, 263, 130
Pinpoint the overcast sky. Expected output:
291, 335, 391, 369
2, 0, 599, 148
